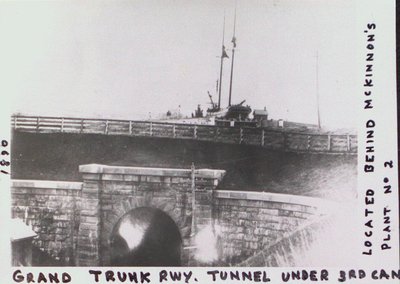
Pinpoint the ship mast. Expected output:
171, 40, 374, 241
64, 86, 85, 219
217, 13, 228, 110
316, 52, 321, 129
228, 5, 237, 107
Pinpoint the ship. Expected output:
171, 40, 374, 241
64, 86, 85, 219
161, 10, 321, 133
210, 8, 256, 128
189, 10, 322, 132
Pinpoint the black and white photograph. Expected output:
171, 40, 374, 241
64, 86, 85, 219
0, 0, 398, 281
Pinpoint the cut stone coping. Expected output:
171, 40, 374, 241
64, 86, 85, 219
214, 190, 337, 212
79, 164, 226, 180
11, 179, 82, 190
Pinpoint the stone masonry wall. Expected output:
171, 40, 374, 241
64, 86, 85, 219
240, 215, 332, 266
77, 164, 225, 266
11, 180, 82, 265
11, 165, 331, 267
213, 190, 332, 265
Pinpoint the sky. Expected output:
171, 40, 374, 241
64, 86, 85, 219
0, 0, 357, 129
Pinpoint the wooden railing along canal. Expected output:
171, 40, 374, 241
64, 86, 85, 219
11, 115, 357, 154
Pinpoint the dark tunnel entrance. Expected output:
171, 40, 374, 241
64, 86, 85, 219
110, 207, 182, 266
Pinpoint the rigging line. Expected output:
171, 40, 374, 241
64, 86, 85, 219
316, 52, 321, 129
233, 1, 237, 38
228, 1, 238, 107
218, 11, 226, 109
222, 10, 226, 45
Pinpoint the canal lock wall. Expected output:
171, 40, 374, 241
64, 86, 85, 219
11, 164, 334, 266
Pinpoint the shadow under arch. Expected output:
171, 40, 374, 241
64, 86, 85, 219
110, 207, 182, 266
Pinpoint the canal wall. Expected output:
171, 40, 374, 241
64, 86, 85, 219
11, 164, 334, 266
213, 190, 330, 265
11, 180, 82, 265
11, 131, 357, 201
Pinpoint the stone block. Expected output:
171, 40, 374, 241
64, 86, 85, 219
78, 233, 99, 247
81, 173, 102, 181
196, 217, 213, 225
260, 221, 295, 232
238, 212, 248, 219
171, 177, 191, 184
41, 233, 56, 241
33, 189, 63, 196
81, 188, 99, 196
254, 227, 267, 235
291, 211, 312, 219
78, 222, 98, 231
269, 202, 304, 212
194, 210, 211, 219
101, 204, 112, 211
161, 202, 175, 212
54, 227, 66, 234
80, 216, 99, 224
53, 214, 70, 221
123, 175, 140, 182
77, 248, 99, 259
196, 204, 212, 211
244, 234, 257, 242
161, 177, 172, 184
55, 234, 67, 241
81, 198, 99, 207
82, 180, 100, 188
45, 201, 61, 208
244, 207, 259, 213
79, 209, 98, 216
259, 208, 280, 216
100, 195, 113, 203
11, 188, 32, 194
80, 192, 100, 200
234, 233, 245, 240
235, 226, 244, 233
100, 174, 123, 181
245, 241, 259, 250
277, 209, 293, 217
55, 222, 69, 228
146, 176, 162, 183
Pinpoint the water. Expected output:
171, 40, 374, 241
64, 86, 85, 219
110, 207, 182, 266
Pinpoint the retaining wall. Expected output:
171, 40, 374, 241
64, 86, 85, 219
11, 180, 82, 265
213, 190, 332, 265
10, 164, 334, 266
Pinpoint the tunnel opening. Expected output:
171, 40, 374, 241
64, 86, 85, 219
110, 207, 182, 266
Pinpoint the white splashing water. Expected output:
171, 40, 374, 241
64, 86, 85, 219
239, 200, 361, 267
276, 201, 360, 267
118, 219, 147, 250
194, 224, 221, 263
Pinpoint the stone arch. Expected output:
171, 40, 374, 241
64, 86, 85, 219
100, 195, 192, 265
77, 164, 225, 266
109, 207, 183, 266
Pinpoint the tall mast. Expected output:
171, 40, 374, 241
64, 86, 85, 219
316, 52, 321, 129
228, 5, 237, 107
217, 13, 227, 110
